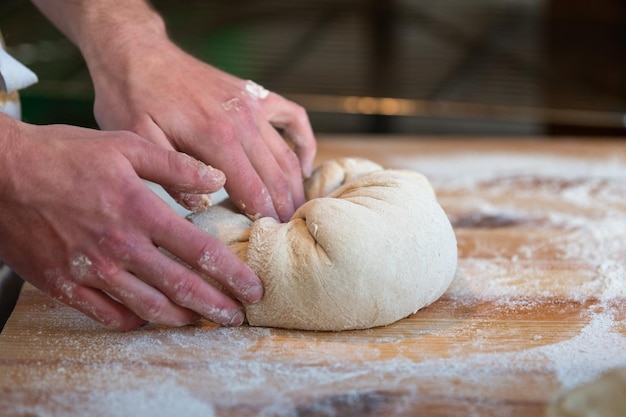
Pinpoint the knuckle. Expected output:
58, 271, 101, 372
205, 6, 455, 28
140, 297, 169, 322
197, 244, 226, 277
238, 97, 256, 113
86, 299, 144, 331
292, 103, 310, 121
42, 270, 79, 303
281, 101, 310, 127
171, 275, 202, 306
275, 178, 292, 199
234, 102, 258, 128
69, 255, 119, 287
99, 311, 144, 331
210, 119, 237, 138
42, 268, 144, 331
214, 122, 239, 146
96, 311, 127, 330
98, 230, 140, 264
280, 146, 300, 164
46, 279, 74, 302
94, 259, 120, 282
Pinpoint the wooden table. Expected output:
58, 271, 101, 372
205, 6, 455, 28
2, 137, 626, 417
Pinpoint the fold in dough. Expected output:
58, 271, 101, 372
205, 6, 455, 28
189, 158, 458, 331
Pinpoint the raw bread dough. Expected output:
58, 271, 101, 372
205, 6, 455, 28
546, 368, 626, 417
189, 158, 457, 331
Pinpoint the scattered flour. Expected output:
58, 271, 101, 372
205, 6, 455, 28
393, 151, 626, 389
2, 149, 626, 416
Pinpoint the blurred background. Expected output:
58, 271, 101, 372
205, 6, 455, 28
1, 0, 625, 136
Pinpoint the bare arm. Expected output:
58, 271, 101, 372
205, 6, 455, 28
29, 0, 165, 51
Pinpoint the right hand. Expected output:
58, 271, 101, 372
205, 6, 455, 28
0, 114, 263, 330
88, 35, 317, 222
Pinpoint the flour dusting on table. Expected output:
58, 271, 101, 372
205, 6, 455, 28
3, 149, 626, 417
395, 151, 626, 385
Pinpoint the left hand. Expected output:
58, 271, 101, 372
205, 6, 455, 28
88, 34, 316, 222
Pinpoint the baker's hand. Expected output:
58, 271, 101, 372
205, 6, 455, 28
88, 35, 317, 222
0, 116, 262, 330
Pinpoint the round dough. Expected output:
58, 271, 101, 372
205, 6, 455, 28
189, 158, 458, 331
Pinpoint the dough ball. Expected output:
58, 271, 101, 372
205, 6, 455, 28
303, 157, 384, 199
546, 368, 626, 417
189, 158, 458, 331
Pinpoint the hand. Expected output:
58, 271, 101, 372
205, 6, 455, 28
88, 34, 317, 222
0, 115, 262, 330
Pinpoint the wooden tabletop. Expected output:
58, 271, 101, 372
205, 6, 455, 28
2, 136, 626, 417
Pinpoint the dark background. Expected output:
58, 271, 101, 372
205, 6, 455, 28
1, 0, 625, 136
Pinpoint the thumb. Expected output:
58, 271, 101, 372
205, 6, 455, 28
124, 139, 226, 196
165, 189, 215, 213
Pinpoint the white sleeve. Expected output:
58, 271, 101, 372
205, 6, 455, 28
0, 48, 38, 93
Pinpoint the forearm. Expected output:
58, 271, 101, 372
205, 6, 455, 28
29, 0, 167, 67
0, 113, 23, 200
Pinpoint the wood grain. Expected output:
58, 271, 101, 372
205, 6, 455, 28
2, 137, 626, 417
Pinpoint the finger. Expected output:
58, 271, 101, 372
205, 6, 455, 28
65, 251, 194, 327
236, 124, 295, 221
108, 190, 258, 326
250, 120, 306, 219
122, 137, 226, 195
224, 157, 279, 221
262, 93, 317, 178
95, 269, 199, 327
192, 133, 279, 220
209, 103, 302, 221
164, 189, 213, 212
133, 243, 249, 326
57, 281, 146, 331
125, 119, 221, 210
153, 213, 263, 307
93, 201, 251, 327
88, 192, 251, 327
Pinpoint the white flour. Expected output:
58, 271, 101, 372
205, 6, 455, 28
396, 151, 626, 387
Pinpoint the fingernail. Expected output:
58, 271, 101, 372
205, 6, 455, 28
197, 163, 212, 179
199, 164, 226, 187
226, 310, 245, 327
244, 283, 264, 304
181, 193, 212, 212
